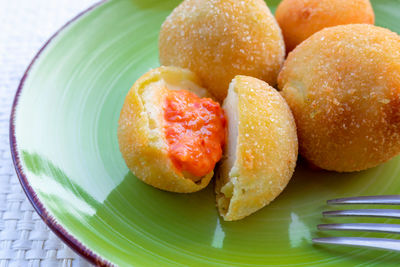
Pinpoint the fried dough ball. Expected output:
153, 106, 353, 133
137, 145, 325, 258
159, 0, 285, 101
118, 66, 226, 193
216, 76, 298, 221
278, 24, 400, 172
276, 0, 375, 52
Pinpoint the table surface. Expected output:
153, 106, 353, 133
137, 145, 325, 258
0, 1, 100, 266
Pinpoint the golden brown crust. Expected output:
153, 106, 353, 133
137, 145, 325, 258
216, 76, 298, 221
276, 0, 375, 52
278, 24, 400, 172
159, 0, 285, 101
118, 66, 214, 193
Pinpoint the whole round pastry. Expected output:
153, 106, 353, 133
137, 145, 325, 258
118, 66, 226, 193
278, 24, 400, 172
216, 76, 298, 221
159, 0, 285, 101
276, 0, 375, 52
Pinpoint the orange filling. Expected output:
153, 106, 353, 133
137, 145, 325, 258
164, 90, 226, 180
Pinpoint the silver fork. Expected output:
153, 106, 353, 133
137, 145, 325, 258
313, 195, 400, 251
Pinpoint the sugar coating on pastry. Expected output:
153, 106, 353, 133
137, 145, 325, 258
216, 76, 298, 221
279, 24, 400, 172
159, 0, 285, 101
118, 66, 226, 193
276, 0, 374, 52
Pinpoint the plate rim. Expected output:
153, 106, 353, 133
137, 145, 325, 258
9, 1, 113, 266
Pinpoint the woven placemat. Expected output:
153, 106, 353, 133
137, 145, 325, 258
0, 1, 100, 266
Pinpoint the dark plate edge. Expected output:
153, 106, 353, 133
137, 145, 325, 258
9, 1, 115, 266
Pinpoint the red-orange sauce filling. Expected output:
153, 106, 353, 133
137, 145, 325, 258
164, 90, 226, 180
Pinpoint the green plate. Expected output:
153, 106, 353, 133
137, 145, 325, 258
10, 0, 400, 266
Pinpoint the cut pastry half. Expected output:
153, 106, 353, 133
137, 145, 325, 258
118, 66, 226, 193
216, 76, 298, 221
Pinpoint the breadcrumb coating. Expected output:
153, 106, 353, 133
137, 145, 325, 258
159, 0, 285, 101
216, 76, 298, 221
118, 66, 215, 193
276, 0, 374, 52
279, 24, 400, 172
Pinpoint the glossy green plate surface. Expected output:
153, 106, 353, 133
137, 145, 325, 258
11, 0, 400, 266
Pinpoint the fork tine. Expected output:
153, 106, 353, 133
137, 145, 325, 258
328, 195, 400, 205
318, 223, 400, 234
323, 209, 400, 219
312, 237, 400, 251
